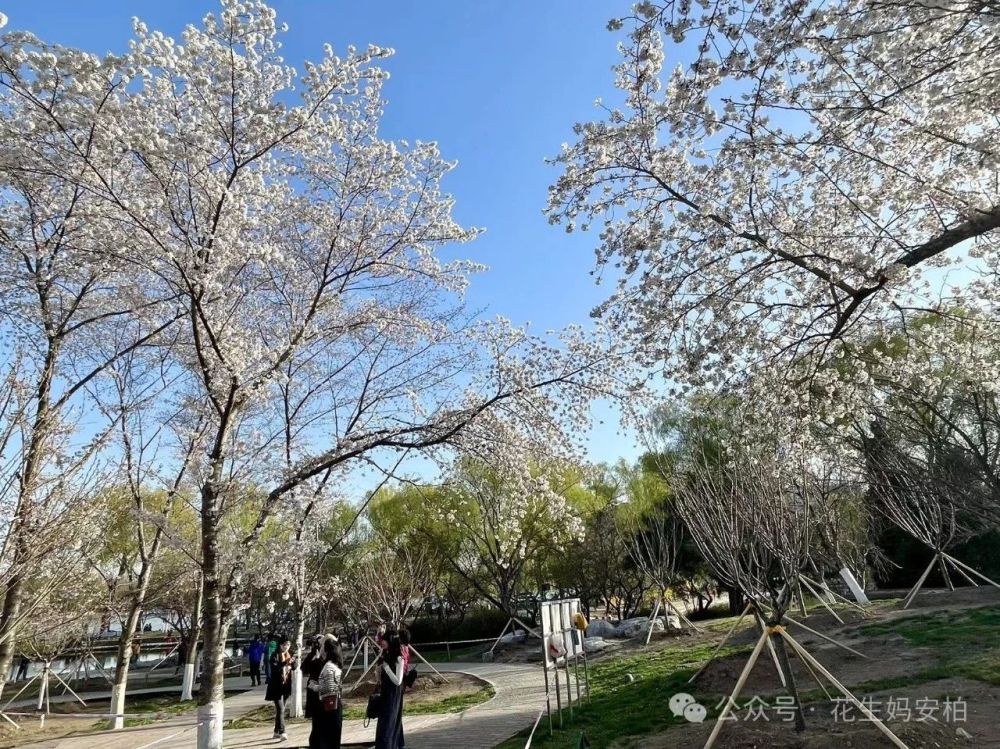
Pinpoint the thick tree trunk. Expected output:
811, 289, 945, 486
109, 603, 144, 729
197, 484, 226, 749
726, 585, 746, 616
0, 349, 57, 700
0, 570, 25, 700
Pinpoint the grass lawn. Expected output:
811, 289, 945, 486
116, 695, 197, 727
342, 685, 495, 720
225, 683, 495, 729
857, 605, 1000, 687
497, 603, 1000, 749
495, 634, 747, 749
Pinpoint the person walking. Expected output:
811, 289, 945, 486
265, 637, 296, 742
311, 636, 343, 749
374, 634, 405, 749
247, 636, 265, 687
397, 628, 415, 749
15, 656, 29, 681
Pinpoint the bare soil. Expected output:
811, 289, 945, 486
614, 586, 1000, 748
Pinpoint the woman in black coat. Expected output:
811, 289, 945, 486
265, 637, 297, 741
302, 634, 325, 722
374, 634, 405, 749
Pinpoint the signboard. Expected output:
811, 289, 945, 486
541, 597, 581, 667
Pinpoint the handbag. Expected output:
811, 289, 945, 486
365, 691, 381, 721
362, 691, 381, 727
321, 693, 340, 712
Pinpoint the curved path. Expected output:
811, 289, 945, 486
16, 662, 547, 748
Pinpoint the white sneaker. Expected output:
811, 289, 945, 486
272, 732, 280, 739
279, 734, 289, 742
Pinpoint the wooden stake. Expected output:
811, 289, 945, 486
645, 599, 662, 646
802, 573, 867, 612
665, 597, 704, 633
796, 582, 808, 617
703, 628, 770, 749
945, 556, 979, 587
488, 618, 513, 656
798, 576, 844, 623
688, 603, 751, 685
942, 553, 1000, 590
758, 616, 787, 688
406, 644, 448, 682
938, 555, 954, 591
779, 629, 909, 749
903, 554, 939, 609
782, 614, 869, 659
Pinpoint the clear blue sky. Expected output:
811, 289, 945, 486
2, 0, 642, 466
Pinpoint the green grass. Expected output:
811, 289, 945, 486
496, 635, 748, 749
859, 605, 1000, 686
119, 696, 196, 727
225, 684, 496, 728
342, 685, 496, 720
497, 604, 1000, 749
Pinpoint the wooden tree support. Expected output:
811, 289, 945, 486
779, 629, 909, 749
646, 596, 703, 645
488, 616, 542, 656
903, 550, 1000, 609
800, 573, 868, 613
797, 576, 844, 623
688, 603, 752, 684
702, 626, 909, 749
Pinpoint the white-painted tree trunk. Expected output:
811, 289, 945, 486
181, 662, 196, 701
289, 616, 306, 718
196, 700, 223, 749
290, 667, 304, 718
109, 682, 127, 730
839, 567, 870, 605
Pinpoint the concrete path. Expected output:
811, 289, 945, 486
14, 662, 548, 748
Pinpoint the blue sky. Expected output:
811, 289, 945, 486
2, 0, 643, 467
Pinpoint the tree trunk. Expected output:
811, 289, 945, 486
726, 585, 746, 616
289, 613, 306, 718
196, 478, 227, 749
0, 569, 25, 700
109, 602, 145, 729
181, 577, 204, 702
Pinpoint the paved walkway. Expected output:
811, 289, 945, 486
15, 662, 548, 748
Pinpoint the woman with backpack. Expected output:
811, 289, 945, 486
374, 633, 405, 749
311, 636, 344, 749
265, 636, 297, 742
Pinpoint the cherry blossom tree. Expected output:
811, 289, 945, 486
0, 29, 180, 697
88, 350, 205, 729
0, 5, 630, 745
549, 0, 1000, 439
